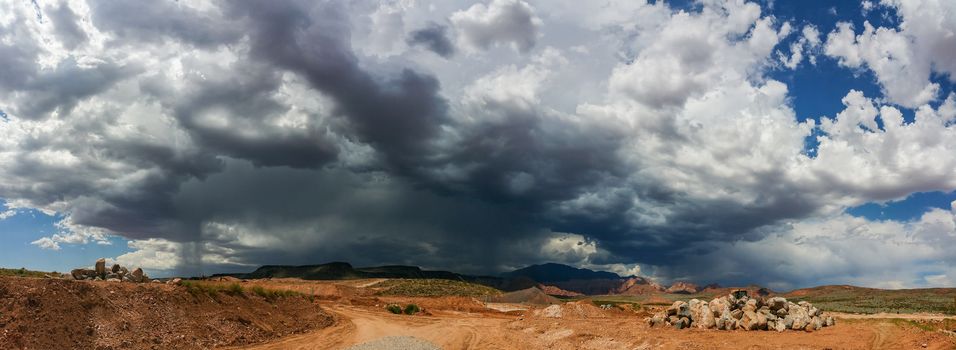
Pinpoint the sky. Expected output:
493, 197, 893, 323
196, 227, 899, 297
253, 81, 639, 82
1, 0, 955, 291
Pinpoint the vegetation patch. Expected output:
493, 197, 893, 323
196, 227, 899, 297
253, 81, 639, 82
403, 304, 421, 315
373, 279, 502, 297
180, 281, 298, 302
787, 288, 956, 315
386, 304, 403, 314
0, 268, 54, 278
251, 285, 300, 302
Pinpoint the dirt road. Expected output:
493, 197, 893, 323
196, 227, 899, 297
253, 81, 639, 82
237, 304, 518, 350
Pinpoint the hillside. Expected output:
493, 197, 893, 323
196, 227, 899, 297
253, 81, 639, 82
223, 262, 463, 281
0, 277, 332, 349
784, 285, 956, 315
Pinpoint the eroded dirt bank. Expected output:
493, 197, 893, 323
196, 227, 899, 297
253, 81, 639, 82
0, 277, 333, 350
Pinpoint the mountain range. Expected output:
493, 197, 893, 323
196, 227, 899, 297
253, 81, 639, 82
216, 262, 720, 296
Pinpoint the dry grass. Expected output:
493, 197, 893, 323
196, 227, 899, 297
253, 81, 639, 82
181, 281, 299, 302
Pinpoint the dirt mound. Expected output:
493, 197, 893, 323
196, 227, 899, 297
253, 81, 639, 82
531, 301, 608, 319
484, 287, 561, 305
0, 277, 333, 349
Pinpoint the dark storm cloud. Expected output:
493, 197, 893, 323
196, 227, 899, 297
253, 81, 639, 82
226, 1, 450, 174
0, 12, 129, 120
46, 3, 88, 49
407, 23, 456, 58
5, 0, 956, 288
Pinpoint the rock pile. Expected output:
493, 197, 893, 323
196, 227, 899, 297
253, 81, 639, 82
647, 293, 835, 332
70, 258, 151, 283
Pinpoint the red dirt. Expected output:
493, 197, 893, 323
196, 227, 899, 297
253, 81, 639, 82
0, 277, 333, 350
5, 276, 956, 349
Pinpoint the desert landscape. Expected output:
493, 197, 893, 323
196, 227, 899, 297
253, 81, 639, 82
3, 0, 956, 349
1, 262, 955, 349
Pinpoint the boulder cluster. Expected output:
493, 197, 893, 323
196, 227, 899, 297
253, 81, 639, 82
70, 258, 151, 283
647, 292, 835, 332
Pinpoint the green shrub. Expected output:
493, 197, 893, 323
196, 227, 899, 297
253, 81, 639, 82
250, 285, 298, 302
182, 281, 220, 299
386, 304, 403, 314
403, 304, 420, 315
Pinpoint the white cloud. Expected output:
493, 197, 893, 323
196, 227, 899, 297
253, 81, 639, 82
0, 209, 16, 221
825, 0, 956, 108
30, 237, 60, 250
1, 0, 956, 288
450, 0, 541, 53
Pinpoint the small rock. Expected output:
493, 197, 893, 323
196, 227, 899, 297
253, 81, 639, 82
111, 264, 121, 273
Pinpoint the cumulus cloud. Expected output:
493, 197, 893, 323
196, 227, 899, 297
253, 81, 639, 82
1, 0, 956, 288
825, 0, 956, 108
450, 0, 541, 53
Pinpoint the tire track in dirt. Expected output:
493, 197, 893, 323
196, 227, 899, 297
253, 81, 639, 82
236, 303, 508, 350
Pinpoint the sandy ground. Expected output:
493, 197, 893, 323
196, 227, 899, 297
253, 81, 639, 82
237, 300, 956, 350
3, 277, 954, 349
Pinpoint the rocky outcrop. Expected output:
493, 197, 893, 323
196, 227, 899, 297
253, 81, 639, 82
647, 292, 835, 332
665, 281, 700, 294
69, 259, 151, 283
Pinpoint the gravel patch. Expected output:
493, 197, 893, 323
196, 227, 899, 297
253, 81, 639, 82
345, 336, 441, 350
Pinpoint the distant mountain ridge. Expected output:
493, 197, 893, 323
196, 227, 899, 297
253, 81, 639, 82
501, 263, 622, 282
219, 262, 464, 281
216, 261, 724, 297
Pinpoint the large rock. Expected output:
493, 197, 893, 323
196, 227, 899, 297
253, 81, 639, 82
709, 297, 730, 317
95, 258, 106, 277
70, 268, 95, 280
673, 317, 690, 329
742, 299, 758, 313
767, 297, 787, 311
131, 268, 144, 283
783, 314, 795, 329
812, 316, 824, 329
790, 307, 810, 330
668, 301, 691, 318
755, 312, 768, 330
739, 311, 759, 330
731, 309, 743, 320
111, 264, 121, 273
697, 305, 716, 329
773, 319, 787, 332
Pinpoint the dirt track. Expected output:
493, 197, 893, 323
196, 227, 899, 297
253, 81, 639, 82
236, 304, 514, 349
239, 301, 956, 350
